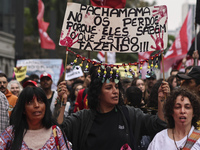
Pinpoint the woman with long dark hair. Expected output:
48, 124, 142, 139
0, 87, 71, 150
56, 66, 170, 150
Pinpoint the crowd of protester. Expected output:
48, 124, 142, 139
0, 62, 200, 149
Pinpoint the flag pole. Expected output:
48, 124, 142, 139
161, 50, 167, 101
194, 23, 198, 66
63, 48, 69, 81
61, 47, 69, 106
105, 52, 108, 63
161, 51, 165, 81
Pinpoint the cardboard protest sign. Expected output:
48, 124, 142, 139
65, 66, 84, 81
59, 2, 168, 53
14, 66, 27, 82
16, 59, 62, 85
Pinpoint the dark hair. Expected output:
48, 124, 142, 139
88, 66, 124, 110
0, 73, 7, 79
167, 75, 176, 89
21, 77, 31, 86
147, 79, 163, 108
70, 79, 84, 101
164, 88, 200, 129
29, 74, 39, 80
170, 69, 178, 75
131, 77, 140, 86
29, 74, 40, 81
10, 87, 56, 150
126, 86, 142, 107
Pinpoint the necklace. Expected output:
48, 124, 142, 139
172, 128, 189, 150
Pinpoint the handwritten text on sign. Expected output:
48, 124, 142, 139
59, 3, 168, 53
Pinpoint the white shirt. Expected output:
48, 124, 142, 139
50, 91, 70, 117
148, 126, 200, 150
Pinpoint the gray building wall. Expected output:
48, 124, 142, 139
0, 0, 16, 78
0, 31, 15, 78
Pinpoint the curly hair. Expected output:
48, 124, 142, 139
164, 88, 200, 129
87, 66, 124, 110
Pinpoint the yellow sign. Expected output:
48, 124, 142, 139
14, 66, 27, 82
114, 63, 138, 78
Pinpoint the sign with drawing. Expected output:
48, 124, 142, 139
59, 2, 168, 52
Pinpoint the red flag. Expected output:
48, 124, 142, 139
162, 9, 192, 72
90, 0, 126, 8
37, 0, 55, 50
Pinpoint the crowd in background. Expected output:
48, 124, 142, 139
0, 62, 200, 149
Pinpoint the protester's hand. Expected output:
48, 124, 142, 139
57, 81, 68, 105
182, 57, 187, 67
158, 81, 170, 102
66, 65, 72, 71
192, 50, 199, 59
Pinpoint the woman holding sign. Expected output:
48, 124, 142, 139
56, 66, 169, 150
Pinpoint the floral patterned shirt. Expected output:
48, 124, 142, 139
0, 125, 72, 150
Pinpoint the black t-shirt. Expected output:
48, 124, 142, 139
85, 108, 128, 150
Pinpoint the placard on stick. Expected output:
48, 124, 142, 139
59, 2, 168, 53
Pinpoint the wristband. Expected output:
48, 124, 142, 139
61, 103, 66, 106
56, 97, 61, 105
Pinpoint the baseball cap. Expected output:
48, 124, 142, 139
176, 66, 200, 80
40, 72, 52, 80
145, 72, 156, 79
23, 80, 38, 88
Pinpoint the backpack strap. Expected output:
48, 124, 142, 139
182, 129, 200, 150
52, 125, 60, 150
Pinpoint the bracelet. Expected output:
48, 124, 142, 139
61, 103, 66, 106
56, 97, 61, 105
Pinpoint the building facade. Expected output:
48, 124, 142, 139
0, 0, 16, 78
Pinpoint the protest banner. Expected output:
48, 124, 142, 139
16, 59, 63, 85
65, 66, 84, 81
14, 66, 27, 82
59, 2, 168, 53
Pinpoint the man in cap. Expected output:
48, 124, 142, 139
22, 79, 38, 88
176, 66, 200, 96
40, 72, 57, 112
0, 73, 18, 116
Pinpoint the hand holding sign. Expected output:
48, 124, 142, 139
60, 3, 168, 52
